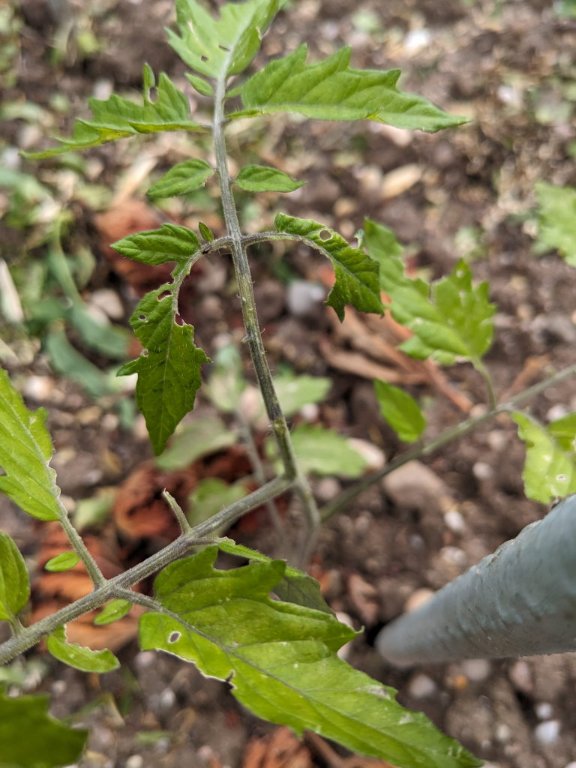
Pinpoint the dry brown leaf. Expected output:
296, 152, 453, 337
113, 462, 197, 541
243, 728, 313, 768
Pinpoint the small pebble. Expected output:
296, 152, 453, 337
535, 702, 553, 720
286, 280, 325, 316
534, 720, 560, 745
461, 659, 491, 682
509, 660, 533, 694
135, 651, 156, 669
408, 673, 437, 699
495, 723, 511, 743
444, 509, 466, 533
126, 757, 144, 768
404, 588, 434, 613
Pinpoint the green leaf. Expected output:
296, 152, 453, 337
94, 599, 133, 626
185, 73, 214, 97
147, 160, 214, 200
535, 182, 576, 266
118, 284, 209, 455
218, 539, 332, 614
111, 224, 201, 267
44, 552, 81, 573
67, 303, 130, 361
235, 164, 304, 193
0, 692, 87, 767
374, 380, 426, 443
198, 221, 215, 242
363, 219, 495, 364
512, 412, 576, 503
205, 343, 246, 414
235, 45, 466, 132
0, 368, 62, 521
547, 412, 576, 452
266, 424, 368, 478
139, 547, 480, 768
0, 532, 30, 623
188, 479, 248, 527
168, 0, 281, 80
156, 415, 238, 471
274, 371, 331, 417
45, 330, 116, 398
26, 68, 205, 159
46, 626, 120, 674
275, 213, 384, 320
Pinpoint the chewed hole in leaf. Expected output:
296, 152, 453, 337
200, 55, 209, 62
319, 229, 332, 241
168, 631, 181, 644
157, 290, 171, 302
138, 314, 148, 322
141, 349, 149, 357
218, 44, 231, 52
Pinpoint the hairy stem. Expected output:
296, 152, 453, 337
321, 361, 576, 521
58, 499, 106, 587
212, 74, 320, 548
0, 475, 292, 665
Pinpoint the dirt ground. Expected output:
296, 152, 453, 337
2, 0, 576, 767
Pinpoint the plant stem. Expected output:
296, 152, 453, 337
58, 499, 106, 587
237, 413, 285, 542
212, 74, 320, 549
0, 475, 293, 665
321, 361, 576, 521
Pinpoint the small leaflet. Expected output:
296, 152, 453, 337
0, 532, 30, 623
147, 160, 215, 200
235, 164, 305, 193
275, 213, 384, 320
47, 626, 120, 673
118, 284, 209, 454
0, 369, 62, 521
26, 68, 205, 159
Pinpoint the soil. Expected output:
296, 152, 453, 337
2, 1, 576, 767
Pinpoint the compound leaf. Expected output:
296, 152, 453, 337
0, 368, 61, 521
168, 0, 281, 80
374, 381, 426, 443
139, 546, 480, 768
47, 626, 119, 674
118, 284, 209, 454
0, 691, 87, 767
535, 182, 576, 266
235, 164, 304, 193
0, 532, 30, 623
512, 412, 576, 503
111, 224, 201, 267
234, 45, 466, 132
363, 219, 495, 364
147, 160, 215, 200
275, 213, 384, 320
27, 68, 205, 159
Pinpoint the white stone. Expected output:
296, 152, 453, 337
534, 720, 560, 745
408, 673, 437, 699
461, 659, 491, 682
